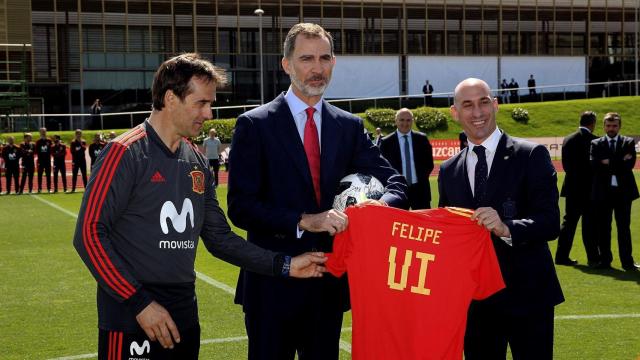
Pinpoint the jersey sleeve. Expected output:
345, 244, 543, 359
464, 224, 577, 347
325, 208, 355, 277
72, 141, 152, 314
200, 166, 279, 276
471, 229, 505, 300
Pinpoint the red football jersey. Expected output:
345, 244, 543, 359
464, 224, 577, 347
327, 206, 505, 360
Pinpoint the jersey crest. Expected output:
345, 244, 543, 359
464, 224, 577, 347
190, 170, 205, 194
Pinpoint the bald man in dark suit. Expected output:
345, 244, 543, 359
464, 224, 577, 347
438, 78, 563, 360
380, 108, 434, 209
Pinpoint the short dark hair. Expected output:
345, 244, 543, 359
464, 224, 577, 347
604, 112, 621, 125
579, 111, 597, 127
283, 23, 334, 59
151, 53, 227, 111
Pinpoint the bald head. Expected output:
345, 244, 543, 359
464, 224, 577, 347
449, 78, 499, 145
395, 108, 414, 134
453, 78, 491, 105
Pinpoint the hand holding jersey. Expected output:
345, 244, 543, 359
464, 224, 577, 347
472, 207, 511, 238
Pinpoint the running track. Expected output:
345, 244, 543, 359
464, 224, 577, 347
1, 159, 639, 193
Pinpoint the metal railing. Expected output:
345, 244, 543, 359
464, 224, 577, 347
1, 79, 638, 132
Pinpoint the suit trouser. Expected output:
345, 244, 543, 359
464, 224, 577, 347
243, 277, 345, 360
20, 164, 34, 193
245, 306, 343, 360
53, 160, 67, 191
408, 182, 431, 210
556, 194, 599, 264
208, 159, 220, 186
596, 190, 635, 268
464, 302, 555, 360
72, 160, 87, 191
5, 165, 19, 193
37, 160, 51, 191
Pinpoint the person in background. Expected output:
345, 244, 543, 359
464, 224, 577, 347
438, 78, 563, 360
19, 133, 36, 194
555, 111, 598, 266
380, 108, 434, 210
509, 78, 519, 103
528, 74, 537, 97
590, 112, 640, 271
2, 136, 21, 194
500, 79, 510, 104
88, 133, 105, 168
422, 80, 434, 106
52, 134, 67, 193
70, 129, 88, 192
203, 128, 222, 187
35, 127, 53, 193
90, 98, 103, 129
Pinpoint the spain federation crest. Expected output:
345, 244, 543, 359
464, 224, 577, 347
190, 170, 205, 194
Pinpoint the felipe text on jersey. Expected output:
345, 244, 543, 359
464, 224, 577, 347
387, 222, 442, 296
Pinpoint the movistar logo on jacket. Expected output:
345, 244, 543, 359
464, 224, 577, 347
159, 198, 196, 249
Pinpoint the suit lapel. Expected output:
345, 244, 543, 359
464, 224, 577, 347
481, 133, 513, 206
271, 94, 314, 191
388, 132, 401, 169
319, 101, 343, 207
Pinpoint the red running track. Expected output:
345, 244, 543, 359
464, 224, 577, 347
0, 159, 638, 194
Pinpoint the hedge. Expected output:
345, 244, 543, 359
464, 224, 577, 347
413, 107, 449, 132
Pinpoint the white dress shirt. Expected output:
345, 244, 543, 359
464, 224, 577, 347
285, 87, 323, 147
466, 127, 502, 197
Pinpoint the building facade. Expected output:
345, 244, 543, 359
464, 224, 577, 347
1, 0, 638, 115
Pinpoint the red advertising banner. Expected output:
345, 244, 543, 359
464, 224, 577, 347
431, 139, 462, 160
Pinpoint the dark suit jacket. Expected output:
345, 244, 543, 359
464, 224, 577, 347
227, 93, 407, 314
438, 132, 564, 314
379, 130, 434, 201
590, 135, 639, 202
560, 128, 597, 198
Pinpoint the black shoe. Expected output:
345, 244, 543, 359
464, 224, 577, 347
555, 258, 578, 266
622, 263, 640, 272
594, 262, 612, 270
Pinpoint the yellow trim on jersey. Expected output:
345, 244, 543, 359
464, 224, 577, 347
444, 207, 474, 218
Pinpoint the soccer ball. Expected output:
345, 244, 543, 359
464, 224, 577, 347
332, 173, 385, 212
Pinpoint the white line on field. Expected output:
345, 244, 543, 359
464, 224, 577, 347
31, 194, 78, 219
195, 270, 236, 295
556, 313, 640, 320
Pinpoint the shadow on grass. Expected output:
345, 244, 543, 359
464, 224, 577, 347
573, 264, 640, 285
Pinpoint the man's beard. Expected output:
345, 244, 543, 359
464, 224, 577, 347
290, 72, 331, 97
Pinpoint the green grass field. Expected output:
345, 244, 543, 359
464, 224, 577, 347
1, 174, 639, 359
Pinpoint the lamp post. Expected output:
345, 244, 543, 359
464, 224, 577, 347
635, 0, 639, 96
254, 8, 265, 104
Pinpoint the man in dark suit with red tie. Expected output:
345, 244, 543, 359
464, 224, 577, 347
555, 111, 598, 266
380, 108, 434, 209
438, 78, 564, 360
590, 112, 640, 271
227, 23, 407, 360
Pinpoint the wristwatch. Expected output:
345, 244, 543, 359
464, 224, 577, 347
281, 255, 292, 277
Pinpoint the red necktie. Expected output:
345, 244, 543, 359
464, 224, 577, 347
304, 107, 321, 205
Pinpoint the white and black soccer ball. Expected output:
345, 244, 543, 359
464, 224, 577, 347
332, 173, 385, 212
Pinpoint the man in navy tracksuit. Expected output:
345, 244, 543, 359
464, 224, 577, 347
73, 53, 327, 360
